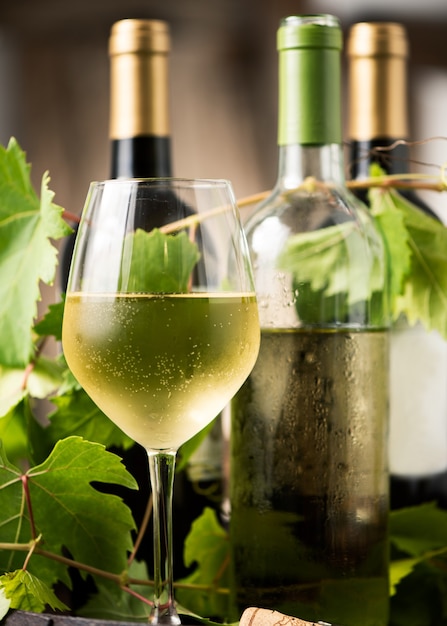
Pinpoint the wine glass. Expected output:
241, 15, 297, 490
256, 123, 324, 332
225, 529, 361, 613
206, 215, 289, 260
62, 178, 260, 624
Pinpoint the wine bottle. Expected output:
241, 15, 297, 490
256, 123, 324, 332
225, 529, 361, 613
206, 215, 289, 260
108, 19, 225, 579
347, 21, 447, 510
61, 19, 224, 584
60, 18, 172, 282
229, 15, 390, 626
107, 18, 170, 580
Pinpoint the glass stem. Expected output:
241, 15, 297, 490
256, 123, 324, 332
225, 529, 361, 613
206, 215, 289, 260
147, 449, 181, 625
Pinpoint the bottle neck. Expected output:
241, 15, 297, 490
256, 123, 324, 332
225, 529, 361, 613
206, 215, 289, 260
347, 22, 409, 178
349, 137, 410, 180
278, 48, 342, 147
276, 143, 346, 190
109, 19, 172, 178
110, 136, 172, 178
276, 19, 344, 188
348, 54, 408, 143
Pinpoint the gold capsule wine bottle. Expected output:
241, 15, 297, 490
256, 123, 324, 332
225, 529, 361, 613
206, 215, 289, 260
109, 19, 225, 580
229, 15, 390, 626
62, 19, 225, 582
347, 21, 447, 510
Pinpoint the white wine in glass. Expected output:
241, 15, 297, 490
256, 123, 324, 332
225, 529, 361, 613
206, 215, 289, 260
62, 178, 260, 624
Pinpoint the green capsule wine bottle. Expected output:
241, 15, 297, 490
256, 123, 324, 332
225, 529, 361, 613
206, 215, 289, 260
229, 15, 390, 626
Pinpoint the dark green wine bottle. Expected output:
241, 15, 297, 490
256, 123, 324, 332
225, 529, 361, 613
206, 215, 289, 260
347, 21, 447, 510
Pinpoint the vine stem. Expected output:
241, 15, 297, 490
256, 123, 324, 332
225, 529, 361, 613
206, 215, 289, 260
156, 176, 447, 237
347, 175, 447, 192
0, 542, 135, 585
0, 542, 230, 595
19, 334, 50, 393
21, 475, 36, 539
128, 492, 153, 567
62, 210, 81, 224
21, 535, 40, 571
122, 585, 154, 607
237, 176, 447, 207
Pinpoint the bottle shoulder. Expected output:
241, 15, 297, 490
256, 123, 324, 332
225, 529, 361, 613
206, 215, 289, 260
244, 180, 389, 328
244, 180, 375, 241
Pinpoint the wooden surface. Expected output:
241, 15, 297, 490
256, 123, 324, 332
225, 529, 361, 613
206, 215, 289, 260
2, 611, 142, 625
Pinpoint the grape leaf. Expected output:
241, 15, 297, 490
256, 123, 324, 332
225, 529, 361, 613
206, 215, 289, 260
0, 138, 71, 368
0, 367, 26, 418
391, 193, 447, 335
77, 561, 228, 626
177, 418, 217, 473
389, 504, 447, 604
0, 586, 11, 621
0, 398, 48, 468
121, 228, 200, 293
277, 202, 387, 327
390, 559, 447, 626
0, 355, 65, 418
0, 402, 29, 466
278, 220, 377, 304
390, 556, 424, 596
79, 559, 150, 621
176, 507, 230, 619
81, 559, 226, 625
0, 569, 68, 614
277, 173, 447, 337
46, 386, 134, 452
390, 502, 447, 556
33, 299, 65, 341
368, 179, 412, 305
369, 164, 447, 337
0, 437, 138, 590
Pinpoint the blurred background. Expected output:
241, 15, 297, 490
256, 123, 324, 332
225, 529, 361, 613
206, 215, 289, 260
1, 0, 446, 229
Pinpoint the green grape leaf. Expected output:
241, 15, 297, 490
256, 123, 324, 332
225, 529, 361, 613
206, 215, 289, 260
46, 386, 134, 451
390, 502, 447, 556
0, 398, 48, 468
0, 437, 137, 590
79, 559, 150, 621
80, 559, 227, 625
388, 504, 447, 618
368, 181, 412, 304
176, 507, 230, 619
177, 417, 217, 473
26, 356, 65, 400
0, 367, 26, 418
389, 556, 424, 596
0, 586, 11, 621
121, 228, 201, 293
279, 221, 370, 302
369, 164, 447, 337
393, 193, 447, 334
0, 138, 72, 368
0, 355, 65, 418
0, 570, 68, 614
390, 559, 447, 626
33, 298, 65, 341
277, 204, 386, 325
0, 402, 29, 466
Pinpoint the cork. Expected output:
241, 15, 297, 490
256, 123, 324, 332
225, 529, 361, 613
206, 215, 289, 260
240, 607, 331, 626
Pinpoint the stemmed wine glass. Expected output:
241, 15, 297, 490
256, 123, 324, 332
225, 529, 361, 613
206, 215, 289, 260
62, 178, 260, 624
